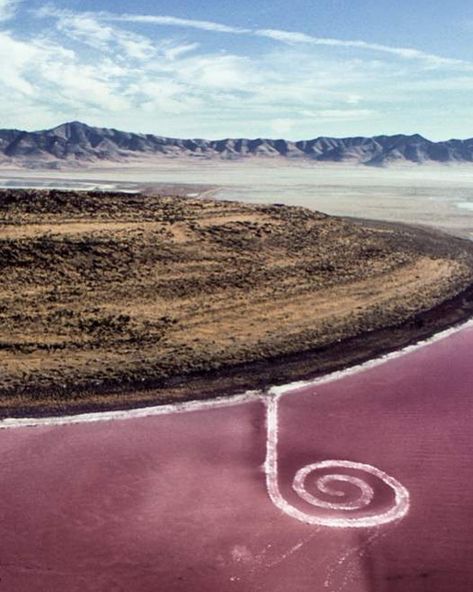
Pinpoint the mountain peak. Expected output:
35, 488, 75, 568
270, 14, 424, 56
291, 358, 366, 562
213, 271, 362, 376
0, 123, 472, 166
408, 133, 429, 142
50, 121, 91, 132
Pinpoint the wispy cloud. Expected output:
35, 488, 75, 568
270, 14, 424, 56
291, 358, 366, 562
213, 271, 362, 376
0, 0, 20, 21
109, 13, 251, 34
51, 13, 156, 60
35, 4, 468, 69
2, 3, 472, 139
38, 5, 471, 69
36, 5, 250, 34
255, 29, 468, 67
34, 6, 204, 63
0, 30, 129, 111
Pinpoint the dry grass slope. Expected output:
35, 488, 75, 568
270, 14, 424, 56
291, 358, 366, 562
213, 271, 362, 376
1, 188, 473, 415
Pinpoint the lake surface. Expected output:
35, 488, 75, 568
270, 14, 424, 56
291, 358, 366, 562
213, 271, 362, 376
1, 323, 472, 591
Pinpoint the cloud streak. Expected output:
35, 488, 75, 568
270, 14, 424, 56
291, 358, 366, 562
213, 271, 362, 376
255, 29, 468, 67
36, 5, 250, 34
0, 0, 20, 21
110, 13, 251, 34
2, 2, 472, 139
36, 5, 468, 68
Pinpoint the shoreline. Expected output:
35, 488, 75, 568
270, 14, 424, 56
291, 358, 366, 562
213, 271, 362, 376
2, 311, 473, 430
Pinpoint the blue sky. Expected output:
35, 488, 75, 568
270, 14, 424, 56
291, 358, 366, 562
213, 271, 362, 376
2, 0, 473, 139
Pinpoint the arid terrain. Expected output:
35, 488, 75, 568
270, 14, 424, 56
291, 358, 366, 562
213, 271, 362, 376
2, 188, 473, 416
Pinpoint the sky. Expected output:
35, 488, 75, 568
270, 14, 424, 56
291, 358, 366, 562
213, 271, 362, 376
2, 0, 473, 140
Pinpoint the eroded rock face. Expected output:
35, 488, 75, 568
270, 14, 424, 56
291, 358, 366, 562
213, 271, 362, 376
1, 121, 473, 166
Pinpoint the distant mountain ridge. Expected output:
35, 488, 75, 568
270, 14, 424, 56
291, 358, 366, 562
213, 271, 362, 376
1, 121, 473, 167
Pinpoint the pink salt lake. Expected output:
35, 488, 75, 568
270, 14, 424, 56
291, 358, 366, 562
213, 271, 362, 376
1, 323, 473, 591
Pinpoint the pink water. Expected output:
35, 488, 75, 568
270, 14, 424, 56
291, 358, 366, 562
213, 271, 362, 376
1, 325, 473, 591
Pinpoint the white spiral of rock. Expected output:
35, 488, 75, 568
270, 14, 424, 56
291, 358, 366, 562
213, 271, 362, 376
264, 395, 410, 528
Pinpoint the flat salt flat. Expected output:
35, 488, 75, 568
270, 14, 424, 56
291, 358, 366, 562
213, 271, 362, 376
2, 161, 473, 238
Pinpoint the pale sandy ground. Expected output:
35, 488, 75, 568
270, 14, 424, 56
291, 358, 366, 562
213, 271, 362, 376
2, 161, 473, 238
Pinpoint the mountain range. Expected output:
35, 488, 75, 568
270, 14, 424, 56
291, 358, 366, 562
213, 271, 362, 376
1, 121, 473, 167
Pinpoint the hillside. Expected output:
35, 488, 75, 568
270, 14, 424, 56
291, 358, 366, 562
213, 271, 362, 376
1, 189, 473, 416
2, 122, 473, 167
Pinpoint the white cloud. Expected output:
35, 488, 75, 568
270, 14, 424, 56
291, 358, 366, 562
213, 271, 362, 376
1, 4, 472, 140
39, 61, 130, 112
0, 31, 128, 112
163, 42, 200, 61
109, 13, 251, 34
35, 5, 250, 34
0, 0, 20, 21
37, 9, 156, 60
36, 6, 473, 67
0, 34, 35, 94
302, 108, 375, 121
170, 54, 258, 90
125, 78, 202, 115
36, 5, 469, 68
35, 6, 204, 65
255, 29, 469, 68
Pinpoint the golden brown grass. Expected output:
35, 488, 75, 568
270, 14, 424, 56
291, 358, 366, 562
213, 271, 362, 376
1, 188, 472, 414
